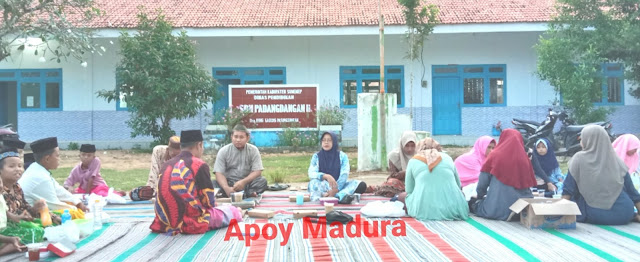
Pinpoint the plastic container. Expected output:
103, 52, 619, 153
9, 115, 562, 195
73, 219, 94, 238
61, 210, 71, 224
41, 204, 52, 227
27, 243, 43, 261
319, 197, 339, 205
92, 199, 102, 230
296, 193, 304, 205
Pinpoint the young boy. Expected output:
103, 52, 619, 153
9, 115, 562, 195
0, 149, 27, 255
64, 144, 110, 196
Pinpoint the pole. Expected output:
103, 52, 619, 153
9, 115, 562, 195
379, 0, 387, 171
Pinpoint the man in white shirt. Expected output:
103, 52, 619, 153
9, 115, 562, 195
19, 137, 88, 214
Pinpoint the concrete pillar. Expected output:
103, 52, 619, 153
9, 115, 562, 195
357, 93, 412, 171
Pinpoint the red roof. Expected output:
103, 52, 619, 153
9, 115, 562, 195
91, 0, 555, 28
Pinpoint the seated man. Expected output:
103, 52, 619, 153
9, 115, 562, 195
213, 125, 267, 198
18, 137, 87, 219
146, 136, 181, 192
150, 130, 242, 235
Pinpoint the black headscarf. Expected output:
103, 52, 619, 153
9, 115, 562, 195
317, 132, 341, 181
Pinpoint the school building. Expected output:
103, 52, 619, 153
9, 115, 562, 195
0, 0, 638, 147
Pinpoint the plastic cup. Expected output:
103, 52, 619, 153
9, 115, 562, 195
232, 192, 243, 203
324, 203, 334, 213
353, 193, 361, 204
296, 193, 304, 205
27, 243, 42, 261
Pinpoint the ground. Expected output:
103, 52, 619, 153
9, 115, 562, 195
51, 147, 569, 192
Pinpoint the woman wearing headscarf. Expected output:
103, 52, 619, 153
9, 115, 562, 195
454, 136, 495, 200
533, 138, 565, 193
397, 138, 469, 221
308, 132, 366, 203
612, 134, 640, 191
470, 129, 537, 221
367, 131, 417, 197
563, 126, 640, 225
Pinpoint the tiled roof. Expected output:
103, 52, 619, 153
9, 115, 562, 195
91, 0, 555, 28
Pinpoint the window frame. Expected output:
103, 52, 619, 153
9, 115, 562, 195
460, 64, 506, 107
212, 67, 287, 85
0, 69, 63, 111
594, 63, 624, 106
339, 65, 404, 108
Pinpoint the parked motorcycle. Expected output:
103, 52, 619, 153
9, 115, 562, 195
516, 109, 615, 156
0, 124, 19, 141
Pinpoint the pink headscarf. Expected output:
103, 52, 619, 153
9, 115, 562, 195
612, 134, 640, 174
455, 136, 495, 187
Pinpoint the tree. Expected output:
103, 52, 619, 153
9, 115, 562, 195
97, 8, 220, 143
0, 0, 103, 63
397, 0, 438, 116
536, 0, 640, 124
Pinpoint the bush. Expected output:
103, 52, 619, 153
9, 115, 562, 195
317, 101, 348, 126
67, 142, 79, 151
277, 123, 319, 147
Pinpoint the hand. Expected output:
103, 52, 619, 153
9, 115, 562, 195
19, 210, 33, 221
232, 180, 246, 192
32, 199, 46, 212
65, 186, 74, 193
52, 215, 62, 225
224, 186, 235, 197
9, 237, 23, 250
323, 174, 338, 189
77, 202, 89, 212
634, 214, 640, 223
547, 182, 557, 193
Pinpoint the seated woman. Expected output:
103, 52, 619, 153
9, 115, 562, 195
308, 132, 366, 203
454, 136, 495, 200
367, 131, 417, 197
470, 129, 536, 221
612, 134, 640, 191
533, 138, 565, 193
397, 138, 468, 220
563, 126, 640, 225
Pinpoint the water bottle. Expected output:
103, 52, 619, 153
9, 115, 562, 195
61, 209, 71, 224
92, 199, 102, 230
296, 193, 304, 205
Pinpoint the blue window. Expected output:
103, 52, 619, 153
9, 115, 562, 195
339, 66, 404, 108
211, 67, 286, 116
0, 69, 62, 111
594, 63, 624, 105
432, 64, 506, 107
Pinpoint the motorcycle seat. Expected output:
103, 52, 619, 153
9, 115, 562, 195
513, 118, 541, 126
565, 122, 607, 132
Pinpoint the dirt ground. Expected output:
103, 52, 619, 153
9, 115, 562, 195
57, 146, 473, 188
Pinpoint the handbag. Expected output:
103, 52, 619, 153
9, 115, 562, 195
130, 186, 155, 201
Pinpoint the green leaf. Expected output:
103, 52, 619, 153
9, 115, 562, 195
17, 45, 25, 51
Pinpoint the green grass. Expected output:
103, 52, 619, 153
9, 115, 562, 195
49, 154, 358, 190
50, 167, 148, 192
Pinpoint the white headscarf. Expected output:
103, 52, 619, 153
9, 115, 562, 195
387, 131, 417, 171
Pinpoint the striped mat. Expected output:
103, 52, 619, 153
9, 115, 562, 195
2, 192, 640, 261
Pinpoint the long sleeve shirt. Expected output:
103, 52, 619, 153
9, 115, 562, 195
308, 151, 350, 190
18, 163, 80, 211
146, 145, 170, 191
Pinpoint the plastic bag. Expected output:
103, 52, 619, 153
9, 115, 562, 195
360, 200, 406, 217
0, 220, 45, 244
106, 187, 127, 204
44, 222, 80, 244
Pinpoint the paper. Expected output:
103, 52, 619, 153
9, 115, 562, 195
26, 96, 34, 107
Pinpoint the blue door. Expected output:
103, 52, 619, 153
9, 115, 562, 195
212, 78, 240, 121
432, 77, 461, 135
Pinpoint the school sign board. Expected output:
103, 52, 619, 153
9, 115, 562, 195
229, 85, 319, 129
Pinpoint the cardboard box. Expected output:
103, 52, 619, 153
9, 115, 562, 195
248, 209, 275, 219
508, 198, 582, 229
293, 210, 317, 219
289, 195, 311, 202
217, 198, 231, 203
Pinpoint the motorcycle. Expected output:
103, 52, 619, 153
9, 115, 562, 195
0, 124, 19, 141
517, 109, 615, 156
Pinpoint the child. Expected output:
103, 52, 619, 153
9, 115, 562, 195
534, 138, 566, 193
0, 149, 27, 255
612, 134, 640, 191
64, 144, 110, 196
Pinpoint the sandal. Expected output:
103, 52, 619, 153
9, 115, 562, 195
267, 183, 290, 191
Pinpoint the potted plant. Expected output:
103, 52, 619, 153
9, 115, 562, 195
492, 121, 502, 136
317, 101, 349, 142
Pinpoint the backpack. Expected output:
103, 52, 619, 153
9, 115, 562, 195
130, 186, 155, 201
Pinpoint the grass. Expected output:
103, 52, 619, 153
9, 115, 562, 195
49, 154, 358, 190
51, 167, 148, 192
